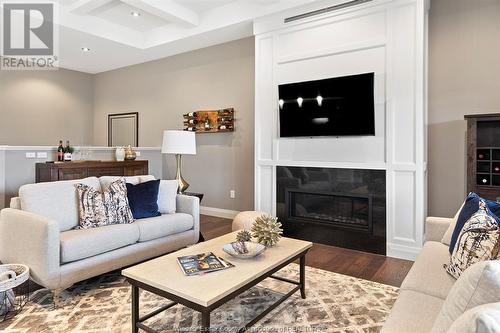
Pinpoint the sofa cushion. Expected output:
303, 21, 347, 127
447, 302, 500, 333
19, 177, 101, 232
446, 192, 500, 252
60, 223, 140, 263
99, 175, 155, 191
134, 213, 194, 242
431, 260, 500, 333
126, 180, 161, 219
104, 179, 134, 225
75, 183, 108, 229
441, 200, 464, 245
445, 199, 500, 279
381, 290, 444, 333
400, 241, 455, 300
158, 180, 178, 214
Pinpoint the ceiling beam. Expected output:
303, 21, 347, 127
121, 0, 199, 27
68, 0, 114, 15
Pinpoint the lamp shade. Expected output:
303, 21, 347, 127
162, 130, 196, 155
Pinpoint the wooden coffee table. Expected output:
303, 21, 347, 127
122, 231, 312, 333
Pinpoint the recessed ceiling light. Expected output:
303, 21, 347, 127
81, 47, 91, 52
131, 11, 140, 17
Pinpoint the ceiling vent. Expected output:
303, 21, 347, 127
284, 0, 373, 23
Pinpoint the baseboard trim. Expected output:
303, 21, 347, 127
387, 242, 422, 261
200, 206, 240, 219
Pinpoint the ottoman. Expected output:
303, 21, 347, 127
232, 211, 266, 231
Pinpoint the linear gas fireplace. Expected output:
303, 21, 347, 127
277, 166, 386, 254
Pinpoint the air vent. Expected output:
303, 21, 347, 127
284, 0, 373, 23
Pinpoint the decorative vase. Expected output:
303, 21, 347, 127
124, 145, 137, 161
115, 146, 125, 161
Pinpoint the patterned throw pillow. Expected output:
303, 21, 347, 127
445, 200, 500, 279
75, 183, 108, 229
103, 179, 134, 225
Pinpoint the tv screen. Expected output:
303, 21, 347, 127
278, 73, 375, 138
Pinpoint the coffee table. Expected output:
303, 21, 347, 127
122, 231, 312, 333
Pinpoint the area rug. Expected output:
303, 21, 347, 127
0, 264, 398, 333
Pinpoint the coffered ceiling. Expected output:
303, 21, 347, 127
52, 0, 319, 73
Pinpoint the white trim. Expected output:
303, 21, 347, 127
386, 242, 421, 261
0, 146, 161, 151
200, 206, 240, 220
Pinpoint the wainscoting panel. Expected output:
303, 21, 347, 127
254, 0, 429, 260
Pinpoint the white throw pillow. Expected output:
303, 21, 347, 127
448, 302, 500, 333
441, 199, 465, 245
157, 180, 178, 214
431, 260, 500, 333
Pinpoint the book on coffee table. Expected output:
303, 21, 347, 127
177, 252, 233, 276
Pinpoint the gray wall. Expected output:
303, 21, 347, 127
0, 69, 94, 145
0, 148, 162, 209
93, 38, 255, 211
428, 0, 500, 217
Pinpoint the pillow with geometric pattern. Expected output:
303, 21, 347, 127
75, 183, 108, 229
444, 199, 500, 279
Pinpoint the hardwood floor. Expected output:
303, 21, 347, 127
200, 215, 414, 288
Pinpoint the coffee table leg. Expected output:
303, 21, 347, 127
300, 254, 306, 299
201, 310, 210, 332
131, 285, 139, 333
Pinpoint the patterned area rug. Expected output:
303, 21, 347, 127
0, 264, 398, 333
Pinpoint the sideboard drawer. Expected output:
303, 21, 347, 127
58, 168, 88, 180
88, 167, 124, 177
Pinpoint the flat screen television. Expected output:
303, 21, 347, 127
278, 73, 375, 138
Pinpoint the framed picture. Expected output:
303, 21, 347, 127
108, 112, 139, 147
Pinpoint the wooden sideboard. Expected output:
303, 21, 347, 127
35, 160, 149, 183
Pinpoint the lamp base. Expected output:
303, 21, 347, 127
176, 154, 189, 194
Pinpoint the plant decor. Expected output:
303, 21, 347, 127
251, 214, 283, 247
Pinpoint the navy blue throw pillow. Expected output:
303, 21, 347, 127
448, 192, 500, 253
126, 180, 161, 219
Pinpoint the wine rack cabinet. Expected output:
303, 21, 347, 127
466, 113, 500, 201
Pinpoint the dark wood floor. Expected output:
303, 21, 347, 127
200, 215, 414, 287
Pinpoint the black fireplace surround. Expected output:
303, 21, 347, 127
277, 166, 386, 255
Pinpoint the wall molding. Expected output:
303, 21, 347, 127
200, 206, 240, 220
0, 146, 161, 151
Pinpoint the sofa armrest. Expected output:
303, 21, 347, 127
425, 216, 453, 242
0, 208, 61, 289
176, 195, 200, 241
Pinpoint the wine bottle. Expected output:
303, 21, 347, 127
183, 112, 197, 118
57, 140, 64, 161
183, 119, 198, 125
204, 114, 210, 130
185, 127, 196, 132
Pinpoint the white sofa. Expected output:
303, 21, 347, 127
0, 175, 200, 293
382, 216, 458, 332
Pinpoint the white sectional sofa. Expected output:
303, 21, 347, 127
0, 175, 199, 293
382, 216, 458, 332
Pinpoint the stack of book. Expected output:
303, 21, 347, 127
177, 252, 234, 276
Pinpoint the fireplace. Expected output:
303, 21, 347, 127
277, 166, 386, 254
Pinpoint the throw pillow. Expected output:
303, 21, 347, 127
447, 302, 500, 333
157, 180, 178, 214
431, 261, 500, 333
104, 179, 134, 225
445, 199, 500, 279
448, 192, 500, 253
126, 179, 161, 219
75, 183, 108, 229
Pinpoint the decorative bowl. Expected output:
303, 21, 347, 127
222, 242, 266, 259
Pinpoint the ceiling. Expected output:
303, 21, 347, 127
51, 0, 319, 73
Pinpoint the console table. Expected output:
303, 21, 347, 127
35, 160, 149, 183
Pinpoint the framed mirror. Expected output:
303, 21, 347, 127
108, 112, 139, 147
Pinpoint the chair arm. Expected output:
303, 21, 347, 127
176, 195, 200, 241
0, 208, 61, 289
425, 216, 453, 242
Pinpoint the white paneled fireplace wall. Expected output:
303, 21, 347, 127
254, 0, 429, 260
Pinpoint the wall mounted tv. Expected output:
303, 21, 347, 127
278, 73, 375, 138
